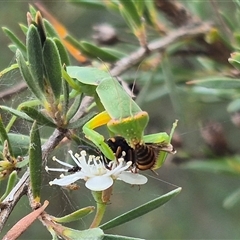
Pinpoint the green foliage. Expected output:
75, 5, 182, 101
2, 0, 240, 239
100, 187, 181, 230
29, 121, 42, 203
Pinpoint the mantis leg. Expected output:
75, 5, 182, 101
143, 132, 170, 144
82, 111, 115, 160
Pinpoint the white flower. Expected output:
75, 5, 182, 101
46, 150, 147, 191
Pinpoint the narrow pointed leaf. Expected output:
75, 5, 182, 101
0, 63, 19, 78
43, 19, 59, 38
63, 227, 103, 240
16, 157, 29, 168
227, 99, 240, 113
100, 187, 182, 230
2, 27, 27, 57
118, 0, 142, 28
43, 38, 62, 100
0, 133, 31, 158
80, 41, 121, 61
101, 47, 126, 59
16, 50, 46, 102
64, 34, 90, 57
0, 105, 33, 122
29, 121, 42, 202
27, 24, 44, 92
187, 77, 240, 89
68, 0, 105, 8
29, 4, 37, 18
182, 157, 240, 175
223, 187, 240, 209
0, 116, 13, 155
62, 74, 70, 117
21, 106, 56, 127
62, 68, 81, 91
8, 44, 18, 53
66, 94, 82, 122
35, 12, 47, 46
103, 234, 143, 240
67, 111, 96, 129
54, 206, 95, 223
19, 23, 28, 34
54, 38, 70, 66
0, 170, 18, 202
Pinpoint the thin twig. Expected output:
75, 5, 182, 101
111, 22, 212, 76
0, 81, 27, 100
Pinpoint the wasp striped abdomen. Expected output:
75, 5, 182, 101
135, 143, 157, 170
106, 136, 176, 171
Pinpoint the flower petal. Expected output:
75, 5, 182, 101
50, 172, 85, 186
118, 171, 148, 185
85, 176, 113, 191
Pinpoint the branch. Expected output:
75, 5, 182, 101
111, 22, 212, 76
0, 94, 94, 228
0, 81, 27, 100
155, 0, 199, 27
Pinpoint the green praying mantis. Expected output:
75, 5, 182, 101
66, 66, 177, 170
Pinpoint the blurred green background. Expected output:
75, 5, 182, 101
1, 1, 240, 239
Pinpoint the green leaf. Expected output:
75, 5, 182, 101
101, 47, 127, 59
223, 187, 240, 209
0, 63, 19, 78
68, 0, 105, 8
0, 170, 18, 202
219, 10, 235, 32
62, 227, 104, 240
67, 111, 96, 129
182, 157, 240, 175
118, 0, 142, 29
27, 24, 45, 93
16, 50, 46, 102
0, 133, 31, 158
187, 77, 240, 89
66, 94, 82, 122
53, 37, 70, 66
8, 44, 18, 53
29, 4, 37, 18
21, 106, 56, 127
133, 0, 145, 15
103, 235, 143, 240
16, 157, 29, 168
54, 206, 95, 223
229, 52, 240, 70
64, 34, 90, 56
80, 41, 122, 61
227, 99, 240, 113
62, 73, 70, 117
0, 105, 33, 122
2, 27, 27, 57
19, 23, 28, 35
29, 121, 42, 203
43, 38, 62, 100
100, 187, 182, 230
62, 68, 81, 91
43, 19, 59, 38
0, 116, 13, 155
